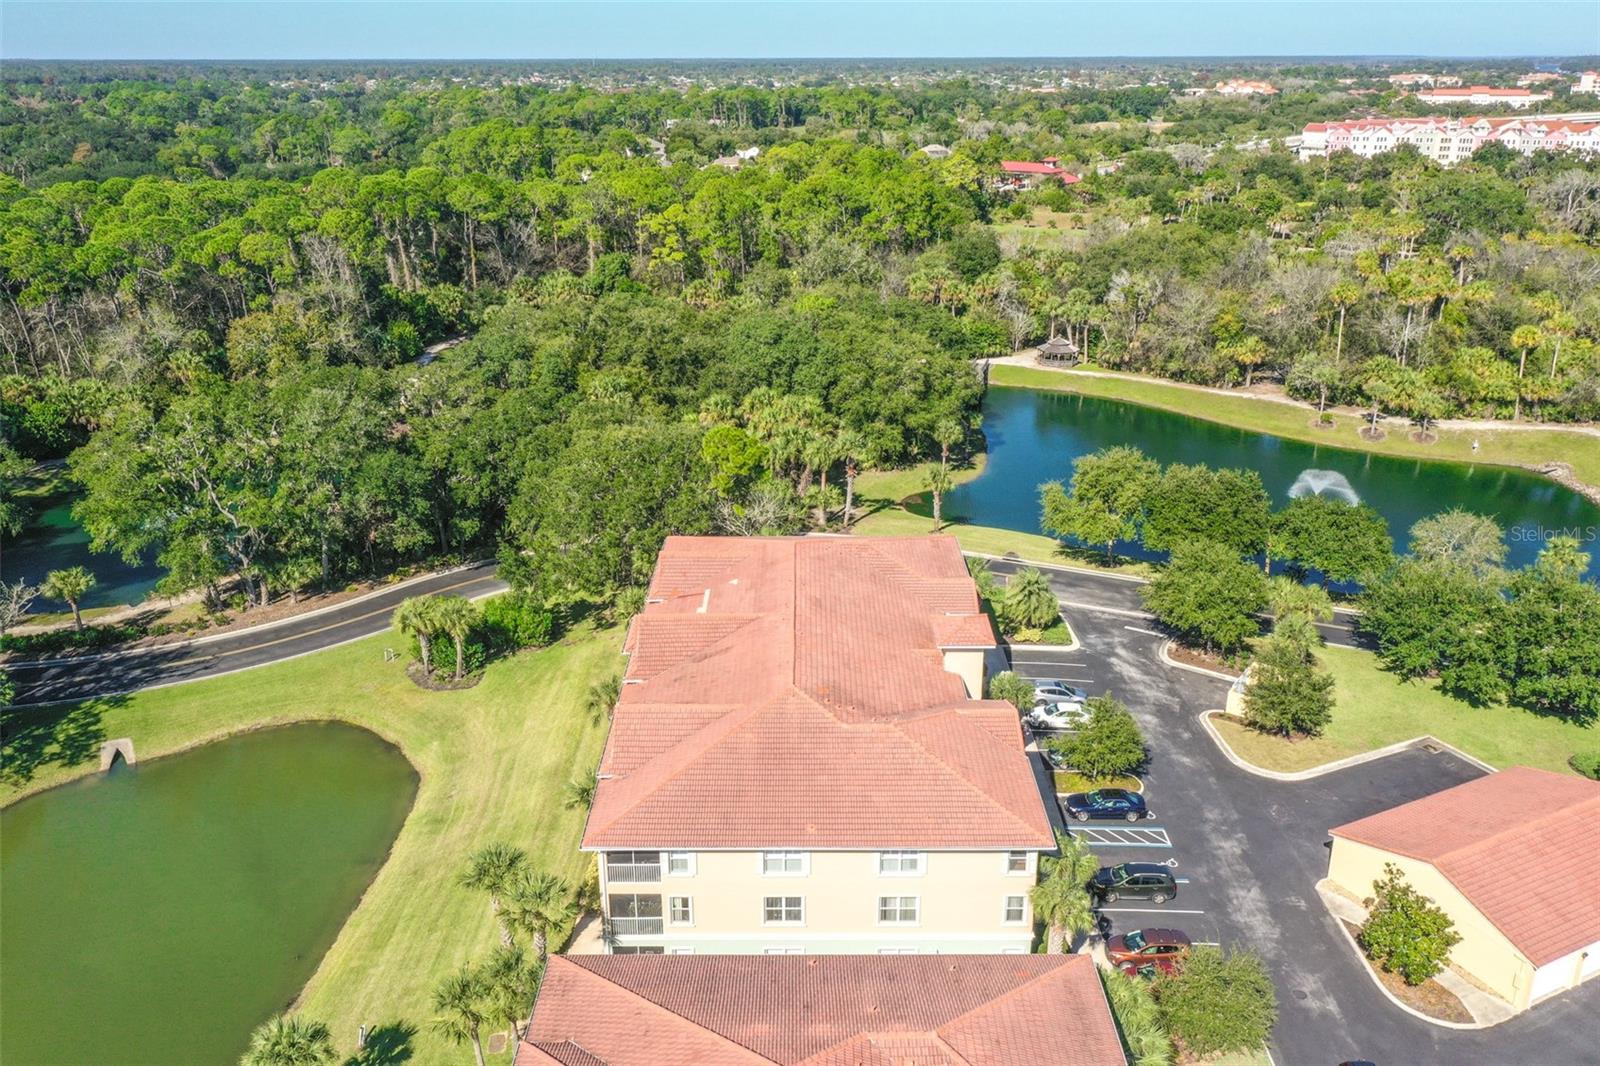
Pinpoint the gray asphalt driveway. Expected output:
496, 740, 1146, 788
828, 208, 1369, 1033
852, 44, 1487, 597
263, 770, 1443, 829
1010, 571, 1600, 1066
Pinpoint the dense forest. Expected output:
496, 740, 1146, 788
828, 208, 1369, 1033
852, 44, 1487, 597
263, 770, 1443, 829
3, 62, 1599, 611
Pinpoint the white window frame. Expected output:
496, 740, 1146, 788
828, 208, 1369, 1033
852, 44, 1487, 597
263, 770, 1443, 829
1003, 895, 1027, 924
877, 850, 925, 876
877, 947, 918, 955
763, 946, 804, 955
761, 851, 810, 877
669, 947, 695, 955
668, 896, 694, 926
877, 895, 921, 925
1005, 851, 1030, 875
666, 851, 696, 877
763, 895, 805, 925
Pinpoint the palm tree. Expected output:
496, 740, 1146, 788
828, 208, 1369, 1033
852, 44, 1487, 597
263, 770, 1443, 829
432, 967, 490, 1066
925, 463, 952, 530
1030, 831, 1100, 953
240, 1014, 336, 1066
1267, 575, 1333, 650
481, 945, 543, 1046
838, 430, 871, 529
432, 595, 482, 681
394, 595, 441, 675
563, 767, 598, 811
1510, 324, 1542, 421
1002, 567, 1060, 632
584, 674, 621, 723
1328, 281, 1361, 363
802, 431, 845, 528
41, 566, 95, 631
460, 843, 529, 948
505, 871, 578, 962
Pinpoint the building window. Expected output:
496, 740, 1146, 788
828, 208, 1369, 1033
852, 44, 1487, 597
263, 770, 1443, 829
1005, 851, 1029, 874
764, 896, 804, 924
605, 851, 662, 883
877, 851, 924, 876
669, 947, 695, 955
763, 946, 803, 955
761, 851, 809, 876
1004, 896, 1026, 923
878, 896, 920, 924
666, 852, 695, 876
608, 893, 664, 935
669, 896, 693, 925
612, 945, 665, 955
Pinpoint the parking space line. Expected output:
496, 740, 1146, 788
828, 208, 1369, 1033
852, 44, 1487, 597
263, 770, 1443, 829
1064, 824, 1173, 848
1099, 907, 1206, 915
1123, 625, 1164, 637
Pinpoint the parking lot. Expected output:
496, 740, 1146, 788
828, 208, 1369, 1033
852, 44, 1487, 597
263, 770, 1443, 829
1003, 569, 1600, 1066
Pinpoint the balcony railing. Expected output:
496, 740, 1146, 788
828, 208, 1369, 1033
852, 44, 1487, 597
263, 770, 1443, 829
609, 917, 664, 935
606, 863, 662, 883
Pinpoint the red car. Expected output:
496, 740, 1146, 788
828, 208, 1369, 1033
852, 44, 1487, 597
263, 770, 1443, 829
1105, 927, 1192, 968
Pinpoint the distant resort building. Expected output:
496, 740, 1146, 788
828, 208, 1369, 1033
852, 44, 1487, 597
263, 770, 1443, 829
995, 157, 1081, 191
1388, 72, 1461, 88
1414, 85, 1553, 109
1215, 78, 1279, 96
1517, 72, 1568, 87
1298, 115, 1600, 165
919, 143, 952, 159
1578, 71, 1600, 95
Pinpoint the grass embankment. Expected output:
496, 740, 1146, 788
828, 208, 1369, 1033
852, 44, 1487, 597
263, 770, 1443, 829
1212, 644, 1595, 775
1052, 771, 1142, 794
0, 625, 621, 1063
851, 460, 1157, 579
991, 363, 1600, 490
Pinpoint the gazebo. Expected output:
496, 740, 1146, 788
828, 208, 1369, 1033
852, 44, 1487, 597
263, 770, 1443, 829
1036, 334, 1080, 366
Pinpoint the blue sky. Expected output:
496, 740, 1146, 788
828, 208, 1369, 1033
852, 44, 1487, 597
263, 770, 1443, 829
3, 1, 1597, 61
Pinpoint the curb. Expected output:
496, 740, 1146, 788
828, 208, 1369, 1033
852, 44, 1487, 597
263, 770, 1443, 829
1198, 710, 1498, 782
1157, 640, 1241, 681
962, 549, 1149, 586
1007, 633, 1082, 654
1315, 880, 1501, 1030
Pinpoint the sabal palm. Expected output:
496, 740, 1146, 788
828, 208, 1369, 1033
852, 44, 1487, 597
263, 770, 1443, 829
460, 843, 529, 948
1003, 567, 1059, 631
431, 967, 490, 1066
563, 767, 598, 811
837, 430, 871, 528
41, 566, 94, 631
393, 595, 441, 674
584, 674, 621, 723
432, 595, 481, 680
925, 463, 952, 529
240, 1014, 335, 1066
481, 945, 543, 1044
506, 871, 578, 962
1267, 575, 1332, 647
1031, 831, 1100, 953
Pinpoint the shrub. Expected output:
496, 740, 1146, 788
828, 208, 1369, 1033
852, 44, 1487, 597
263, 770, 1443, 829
1572, 751, 1600, 781
986, 670, 1035, 713
1052, 695, 1146, 778
1359, 863, 1461, 985
1151, 946, 1277, 1058
1242, 635, 1336, 737
481, 592, 556, 651
1101, 968, 1174, 1066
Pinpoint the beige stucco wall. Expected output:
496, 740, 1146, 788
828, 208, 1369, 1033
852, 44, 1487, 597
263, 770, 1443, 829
1328, 838, 1534, 1008
601, 849, 1039, 954
942, 649, 986, 699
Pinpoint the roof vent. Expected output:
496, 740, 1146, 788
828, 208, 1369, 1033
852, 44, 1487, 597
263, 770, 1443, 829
697, 588, 711, 614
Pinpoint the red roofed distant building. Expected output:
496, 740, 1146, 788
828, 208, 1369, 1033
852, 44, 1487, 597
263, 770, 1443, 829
584, 535, 1054, 956
1327, 766, 1600, 1013
995, 159, 1081, 191
1298, 115, 1600, 165
517, 954, 1128, 1066
1414, 85, 1553, 109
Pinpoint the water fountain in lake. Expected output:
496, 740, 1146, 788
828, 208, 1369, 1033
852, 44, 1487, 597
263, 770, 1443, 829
1286, 469, 1361, 505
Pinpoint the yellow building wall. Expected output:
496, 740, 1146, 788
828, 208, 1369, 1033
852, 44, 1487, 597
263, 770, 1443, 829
1327, 838, 1535, 1008
602, 849, 1039, 953
942, 649, 986, 699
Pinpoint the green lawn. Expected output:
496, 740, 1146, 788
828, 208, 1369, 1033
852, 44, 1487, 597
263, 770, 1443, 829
851, 506, 1157, 579
0, 624, 621, 1063
992, 364, 1600, 489
1052, 771, 1142, 793
1212, 644, 1596, 775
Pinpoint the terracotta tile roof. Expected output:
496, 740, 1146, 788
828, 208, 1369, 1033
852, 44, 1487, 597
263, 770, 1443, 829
586, 536, 1054, 850
1000, 160, 1064, 174
517, 954, 1127, 1066
1330, 766, 1600, 965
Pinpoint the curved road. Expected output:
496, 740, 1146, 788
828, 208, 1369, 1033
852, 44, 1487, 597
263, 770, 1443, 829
4, 560, 506, 706
5, 551, 1357, 708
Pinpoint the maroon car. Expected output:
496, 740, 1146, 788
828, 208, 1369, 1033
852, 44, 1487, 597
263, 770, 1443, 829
1105, 927, 1192, 968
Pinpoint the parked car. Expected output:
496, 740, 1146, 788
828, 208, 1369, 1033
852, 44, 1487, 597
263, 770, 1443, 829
1105, 927, 1192, 967
1063, 788, 1150, 822
1042, 746, 1068, 770
1090, 863, 1177, 904
1025, 701, 1091, 731
1031, 680, 1089, 702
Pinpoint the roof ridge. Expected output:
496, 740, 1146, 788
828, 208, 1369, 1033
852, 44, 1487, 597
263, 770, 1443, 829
560, 959, 773, 1063
1434, 792, 1600, 865
934, 959, 1074, 1044
895, 708, 1047, 842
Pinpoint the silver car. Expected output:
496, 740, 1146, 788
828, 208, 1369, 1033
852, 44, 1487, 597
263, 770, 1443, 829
1031, 679, 1089, 702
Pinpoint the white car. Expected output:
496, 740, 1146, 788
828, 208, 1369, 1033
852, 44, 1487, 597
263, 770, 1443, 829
1031, 680, 1089, 702
1025, 701, 1091, 731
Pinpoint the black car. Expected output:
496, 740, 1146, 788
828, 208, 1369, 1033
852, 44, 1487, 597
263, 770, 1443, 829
1090, 863, 1177, 904
1063, 788, 1150, 823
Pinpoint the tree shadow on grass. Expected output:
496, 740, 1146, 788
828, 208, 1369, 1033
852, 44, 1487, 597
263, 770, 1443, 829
0, 695, 123, 788
344, 1021, 416, 1066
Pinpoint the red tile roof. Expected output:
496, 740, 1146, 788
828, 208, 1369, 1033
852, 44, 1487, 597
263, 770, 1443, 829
586, 536, 1053, 850
1000, 160, 1063, 174
1330, 766, 1600, 965
517, 954, 1128, 1066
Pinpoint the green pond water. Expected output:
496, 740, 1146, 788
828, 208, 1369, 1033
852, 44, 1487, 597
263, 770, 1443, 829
946, 386, 1600, 582
1, 482, 164, 610
1, 722, 418, 1065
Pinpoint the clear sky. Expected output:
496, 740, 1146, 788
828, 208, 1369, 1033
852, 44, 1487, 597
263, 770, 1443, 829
3, 1, 1597, 61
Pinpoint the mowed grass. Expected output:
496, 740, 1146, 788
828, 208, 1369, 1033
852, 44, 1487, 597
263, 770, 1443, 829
851, 506, 1158, 579
0, 624, 622, 1062
1212, 644, 1595, 775
992, 364, 1600, 488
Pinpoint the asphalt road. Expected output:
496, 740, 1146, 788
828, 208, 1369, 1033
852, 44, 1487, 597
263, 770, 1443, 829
1013, 587, 1600, 1066
4, 560, 506, 705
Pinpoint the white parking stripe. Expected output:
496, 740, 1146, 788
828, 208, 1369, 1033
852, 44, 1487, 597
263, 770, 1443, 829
1099, 907, 1207, 915
1123, 625, 1164, 637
